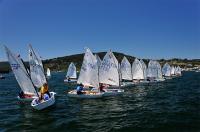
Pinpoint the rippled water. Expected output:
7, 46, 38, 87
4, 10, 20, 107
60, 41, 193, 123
0, 71, 200, 132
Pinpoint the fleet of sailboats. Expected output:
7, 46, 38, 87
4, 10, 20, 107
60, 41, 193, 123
2, 45, 183, 110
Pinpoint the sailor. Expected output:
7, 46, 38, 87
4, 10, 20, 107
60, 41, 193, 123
99, 83, 105, 92
40, 83, 50, 100
76, 83, 84, 95
18, 91, 25, 98
43, 93, 50, 101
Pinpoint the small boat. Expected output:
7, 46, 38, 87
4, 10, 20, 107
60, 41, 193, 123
162, 63, 171, 78
171, 66, 175, 76
68, 48, 103, 99
31, 92, 56, 110
46, 68, 51, 78
175, 66, 182, 76
99, 50, 124, 96
120, 56, 134, 86
29, 44, 56, 110
64, 62, 77, 83
4, 46, 38, 101
0, 74, 5, 79
132, 58, 147, 84
147, 60, 165, 82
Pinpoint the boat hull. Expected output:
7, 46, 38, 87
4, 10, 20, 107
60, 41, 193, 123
31, 92, 56, 110
64, 79, 77, 83
68, 90, 103, 99
102, 89, 124, 97
17, 95, 37, 101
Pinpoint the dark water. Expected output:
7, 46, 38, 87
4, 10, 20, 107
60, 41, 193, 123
0, 71, 200, 132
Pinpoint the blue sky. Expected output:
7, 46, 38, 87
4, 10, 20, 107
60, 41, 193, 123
0, 0, 199, 61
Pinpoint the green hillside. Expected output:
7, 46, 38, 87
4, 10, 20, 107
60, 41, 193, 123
0, 51, 200, 73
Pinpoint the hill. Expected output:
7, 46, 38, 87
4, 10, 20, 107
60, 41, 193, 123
0, 51, 200, 73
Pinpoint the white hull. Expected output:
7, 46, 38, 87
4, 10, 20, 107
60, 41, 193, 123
134, 80, 150, 85
103, 88, 124, 97
68, 90, 103, 99
121, 82, 135, 87
64, 79, 77, 83
31, 92, 56, 110
155, 78, 165, 82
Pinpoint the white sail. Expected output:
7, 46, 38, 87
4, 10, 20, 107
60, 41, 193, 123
140, 59, 147, 79
120, 56, 132, 80
99, 51, 119, 86
29, 45, 47, 88
47, 68, 51, 77
162, 63, 171, 77
147, 60, 158, 78
132, 58, 144, 80
155, 61, 163, 79
4, 46, 37, 95
77, 48, 99, 88
175, 66, 182, 75
95, 54, 102, 68
171, 66, 175, 75
66, 62, 77, 79
177, 66, 182, 75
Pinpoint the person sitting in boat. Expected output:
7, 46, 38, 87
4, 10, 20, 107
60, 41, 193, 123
65, 76, 71, 82
18, 91, 25, 98
99, 83, 105, 92
43, 93, 50, 101
40, 83, 50, 100
76, 83, 85, 95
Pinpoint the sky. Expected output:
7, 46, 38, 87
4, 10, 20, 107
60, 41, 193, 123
0, 0, 199, 61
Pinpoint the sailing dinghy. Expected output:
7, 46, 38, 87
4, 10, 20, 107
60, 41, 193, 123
99, 50, 124, 96
46, 68, 51, 78
171, 66, 175, 76
147, 60, 165, 82
64, 62, 77, 83
162, 63, 171, 79
4, 46, 38, 101
29, 45, 56, 110
68, 48, 103, 99
132, 58, 146, 84
120, 56, 134, 86
139, 59, 150, 84
154, 61, 165, 81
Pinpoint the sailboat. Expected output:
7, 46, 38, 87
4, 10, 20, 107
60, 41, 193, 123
99, 50, 124, 96
46, 68, 51, 78
162, 63, 171, 78
132, 58, 145, 84
171, 66, 175, 76
4, 45, 38, 101
147, 60, 165, 82
68, 48, 103, 98
139, 59, 149, 84
29, 45, 56, 110
120, 56, 133, 86
175, 66, 182, 76
0, 74, 5, 79
64, 62, 77, 83
156, 61, 165, 81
